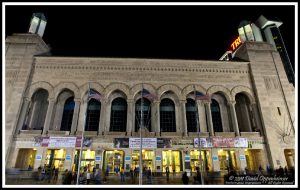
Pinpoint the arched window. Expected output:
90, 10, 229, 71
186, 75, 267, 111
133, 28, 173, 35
135, 98, 151, 132
110, 98, 127, 132
160, 98, 176, 132
24, 89, 49, 130
211, 99, 223, 132
60, 97, 75, 131
186, 98, 197, 132
235, 93, 253, 132
85, 99, 101, 131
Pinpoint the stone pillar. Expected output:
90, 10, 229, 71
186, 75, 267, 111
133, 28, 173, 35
124, 149, 132, 172
36, 147, 47, 169
77, 99, 88, 132
180, 100, 188, 137
42, 98, 55, 135
228, 101, 240, 136
154, 101, 160, 136
155, 149, 162, 173
251, 103, 262, 132
16, 98, 31, 132
99, 100, 107, 135
175, 101, 180, 133
64, 148, 74, 171
70, 99, 81, 135
199, 101, 208, 133
237, 148, 247, 172
126, 99, 134, 136
204, 101, 214, 136
28, 101, 38, 128
151, 101, 156, 134
211, 149, 220, 172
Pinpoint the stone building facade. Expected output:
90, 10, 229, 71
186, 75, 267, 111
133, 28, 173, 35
5, 33, 295, 175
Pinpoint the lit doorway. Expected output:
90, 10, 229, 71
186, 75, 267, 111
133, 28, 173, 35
162, 150, 182, 173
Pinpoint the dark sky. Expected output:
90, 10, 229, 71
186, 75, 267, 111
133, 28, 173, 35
5, 4, 295, 65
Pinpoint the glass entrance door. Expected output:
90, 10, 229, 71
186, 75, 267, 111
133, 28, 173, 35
162, 150, 182, 173
131, 150, 155, 171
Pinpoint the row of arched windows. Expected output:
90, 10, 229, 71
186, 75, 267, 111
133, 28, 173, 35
22, 89, 257, 134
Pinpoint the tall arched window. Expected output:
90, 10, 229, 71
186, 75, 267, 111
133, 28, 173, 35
235, 93, 253, 132
24, 89, 49, 130
85, 99, 101, 131
186, 98, 197, 132
160, 98, 176, 132
60, 97, 75, 131
110, 98, 127, 132
211, 99, 223, 132
135, 98, 151, 132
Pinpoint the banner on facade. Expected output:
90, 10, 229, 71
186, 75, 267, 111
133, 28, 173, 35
193, 137, 248, 148
114, 138, 129, 148
193, 138, 212, 148
157, 138, 172, 148
234, 138, 248, 148
129, 138, 157, 148
33, 136, 83, 148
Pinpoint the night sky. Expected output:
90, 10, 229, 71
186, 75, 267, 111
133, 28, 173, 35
5, 4, 295, 65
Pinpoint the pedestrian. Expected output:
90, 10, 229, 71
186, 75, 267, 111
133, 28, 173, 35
115, 166, 120, 176
72, 171, 77, 184
53, 168, 59, 184
147, 167, 152, 184
79, 172, 87, 185
194, 167, 202, 184
62, 169, 68, 184
166, 166, 170, 182
182, 171, 189, 185
130, 168, 134, 184
41, 167, 46, 181
28, 165, 32, 171
278, 165, 284, 176
134, 166, 138, 177
120, 167, 125, 183
86, 170, 91, 184
95, 169, 102, 184
106, 166, 109, 176
284, 166, 288, 176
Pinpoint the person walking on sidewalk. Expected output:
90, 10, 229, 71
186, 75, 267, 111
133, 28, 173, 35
120, 167, 125, 183
147, 167, 152, 184
182, 171, 189, 185
166, 166, 170, 182
95, 169, 102, 184
86, 170, 91, 185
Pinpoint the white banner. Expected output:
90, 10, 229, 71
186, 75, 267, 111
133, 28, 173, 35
48, 137, 77, 148
234, 138, 248, 148
129, 138, 157, 148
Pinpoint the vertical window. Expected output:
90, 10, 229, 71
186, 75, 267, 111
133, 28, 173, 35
135, 98, 151, 132
85, 99, 101, 131
110, 98, 127, 132
160, 99, 176, 132
60, 97, 75, 131
211, 99, 223, 132
186, 98, 197, 132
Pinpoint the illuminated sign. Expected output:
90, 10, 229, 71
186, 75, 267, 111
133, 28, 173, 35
230, 36, 242, 51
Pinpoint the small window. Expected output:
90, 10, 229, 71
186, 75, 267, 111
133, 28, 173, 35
277, 107, 281, 116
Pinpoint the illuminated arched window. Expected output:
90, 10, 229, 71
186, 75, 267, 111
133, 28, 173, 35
60, 97, 75, 131
85, 99, 101, 131
110, 98, 127, 132
186, 98, 197, 132
160, 98, 176, 132
211, 99, 223, 132
135, 98, 151, 132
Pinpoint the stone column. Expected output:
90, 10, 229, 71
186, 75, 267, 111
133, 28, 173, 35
151, 101, 156, 134
237, 148, 247, 172
228, 101, 240, 136
211, 149, 220, 172
180, 100, 188, 137
70, 99, 81, 135
251, 103, 262, 132
99, 100, 107, 135
64, 148, 74, 171
199, 101, 208, 133
126, 99, 134, 136
77, 99, 88, 132
154, 101, 160, 136
42, 98, 55, 135
28, 101, 37, 129
204, 101, 214, 136
175, 101, 180, 133
34, 147, 46, 170
16, 98, 31, 132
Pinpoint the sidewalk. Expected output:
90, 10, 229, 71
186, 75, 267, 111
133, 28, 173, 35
6, 173, 224, 185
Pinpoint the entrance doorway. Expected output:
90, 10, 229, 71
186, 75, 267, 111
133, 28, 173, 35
284, 149, 295, 169
73, 149, 95, 172
162, 150, 182, 173
15, 149, 37, 170
131, 150, 155, 171
244, 149, 263, 172
45, 149, 66, 171
218, 149, 238, 171
190, 150, 211, 172
103, 150, 124, 173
